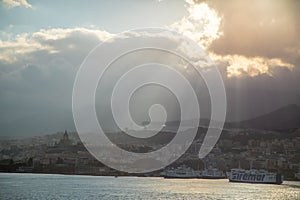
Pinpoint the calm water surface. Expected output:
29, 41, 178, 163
0, 173, 299, 200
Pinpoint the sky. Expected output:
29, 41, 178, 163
0, 0, 299, 137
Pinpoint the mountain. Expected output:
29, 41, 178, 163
145, 104, 300, 131
1, 103, 299, 138
229, 104, 300, 130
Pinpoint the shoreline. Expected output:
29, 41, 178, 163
1, 172, 299, 182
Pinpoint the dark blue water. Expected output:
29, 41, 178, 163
0, 173, 299, 199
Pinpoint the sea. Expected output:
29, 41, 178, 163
0, 173, 299, 200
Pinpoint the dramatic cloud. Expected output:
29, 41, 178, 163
170, 0, 298, 77
0, 28, 113, 136
0, 1, 299, 136
206, 0, 299, 76
211, 54, 294, 77
170, 0, 222, 48
0, 28, 112, 65
207, 0, 300, 61
1, 0, 31, 9
168, 0, 300, 120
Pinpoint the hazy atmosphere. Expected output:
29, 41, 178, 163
1, 0, 300, 136
1, 1, 300, 199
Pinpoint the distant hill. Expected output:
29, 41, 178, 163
229, 104, 300, 130
1, 104, 299, 138
148, 104, 300, 131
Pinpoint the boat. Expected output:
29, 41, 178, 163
201, 168, 226, 179
227, 168, 283, 184
162, 165, 201, 179
162, 165, 225, 179
16, 166, 34, 173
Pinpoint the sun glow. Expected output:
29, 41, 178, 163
211, 53, 294, 77
170, 0, 295, 77
170, 1, 222, 48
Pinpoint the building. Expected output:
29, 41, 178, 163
58, 130, 72, 146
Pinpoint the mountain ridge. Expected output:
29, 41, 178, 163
228, 104, 300, 130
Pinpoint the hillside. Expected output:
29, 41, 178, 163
229, 104, 300, 130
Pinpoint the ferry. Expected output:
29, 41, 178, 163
227, 168, 283, 184
162, 165, 225, 179
163, 165, 201, 179
201, 168, 226, 179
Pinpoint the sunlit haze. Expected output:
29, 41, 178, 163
0, 0, 299, 136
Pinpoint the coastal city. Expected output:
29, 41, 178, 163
1, 128, 299, 181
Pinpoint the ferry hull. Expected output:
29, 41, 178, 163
201, 176, 226, 179
228, 170, 283, 185
229, 179, 283, 185
164, 176, 199, 179
164, 175, 226, 179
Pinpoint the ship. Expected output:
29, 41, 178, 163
162, 165, 201, 179
227, 168, 283, 184
201, 168, 226, 179
162, 165, 225, 179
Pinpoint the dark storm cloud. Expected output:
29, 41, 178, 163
0, 1, 300, 136
182, 0, 300, 120
204, 0, 300, 65
0, 28, 112, 136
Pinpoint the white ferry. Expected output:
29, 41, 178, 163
201, 168, 226, 179
227, 168, 283, 184
162, 165, 225, 179
163, 165, 201, 179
